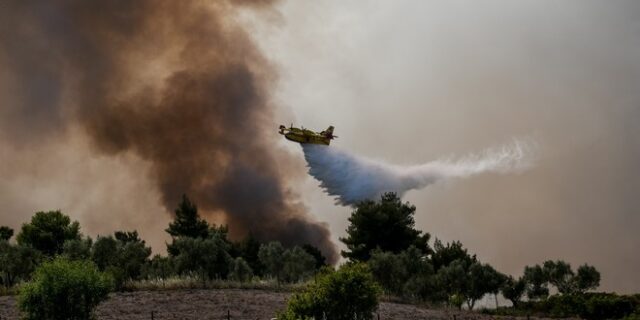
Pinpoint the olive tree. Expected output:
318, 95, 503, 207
0, 241, 41, 287
258, 241, 285, 282
229, 257, 253, 282
575, 264, 600, 293
62, 237, 93, 260
91, 231, 151, 289
543, 260, 575, 294
501, 275, 526, 307
281, 246, 316, 283
172, 235, 232, 283
368, 249, 406, 295
523, 264, 549, 300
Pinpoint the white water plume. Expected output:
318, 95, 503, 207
302, 139, 534, 206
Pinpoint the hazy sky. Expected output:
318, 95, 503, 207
254, 1, 640, 293
1, 1, 639, 293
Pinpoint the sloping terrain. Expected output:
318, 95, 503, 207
0, 289, 559, 320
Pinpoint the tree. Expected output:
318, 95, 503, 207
302, 244, 327, 270
173, 235, 232, 283
400, 245, 430, 276
143, 255, 175, 285
0, 241, 41, 287
165, 195, 210, 239
402, 270, 439, 302
575, 264, 600, 293
0, 226, 13, 241
277, 263, 381, 320
62, 236, 93, 260
431, 239, 476, 272
17, 211, 80, 256
397, 246, 438, 301
368, 246, 436, 300
465, 263, 504, 310
92, 236, 118, 271
114, 230, 142, 243
436, 259, 469, 309
486, 268, 507, 309
91, 231, 151, 289
543, 260, 575, 294
234, 233, 264, 276
229, 257, 253, 282
341, 193, 431, 262
258, 241, 285, 282
281, 246, 317, 283
523, 264, 549, 300
117, 232, 152, 281
368, 249, 406, 295
501, 275, 526, 307
18, 258, 113, 320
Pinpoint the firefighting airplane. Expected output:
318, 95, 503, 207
279, 124, 337, 145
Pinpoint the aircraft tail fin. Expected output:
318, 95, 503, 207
322, 126, 335, 138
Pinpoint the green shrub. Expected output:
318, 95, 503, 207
624, 312, 640, 320
142, 255, 176, 285
580, 293, 637, 320
18, 257, 113, 320
544, 294, 586, 317
497, 293, 640, 319
278, 263, 381, 320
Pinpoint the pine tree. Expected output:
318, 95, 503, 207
340, 193, 431, 262
165, 195, 209, 239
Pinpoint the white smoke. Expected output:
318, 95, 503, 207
302, 139, 534, 206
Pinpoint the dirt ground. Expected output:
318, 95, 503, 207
0, 289, 558, 320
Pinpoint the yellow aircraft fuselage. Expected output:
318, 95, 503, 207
279, 125, 336, 146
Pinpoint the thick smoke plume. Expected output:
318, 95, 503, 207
303, 140, 532, 205
0, 1, 337, 262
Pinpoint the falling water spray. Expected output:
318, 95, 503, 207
302, 139, 534, 205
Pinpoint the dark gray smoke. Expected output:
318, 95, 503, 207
0, 1, 337, 262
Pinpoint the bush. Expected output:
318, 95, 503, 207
18, 257, 113, 320
495, 293, 640, 319
580, 293, 638, 320
277, 263, 381, 320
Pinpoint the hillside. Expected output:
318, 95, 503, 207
0, 289, 562, 320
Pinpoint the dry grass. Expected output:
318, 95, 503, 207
124, 276, 306, 292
